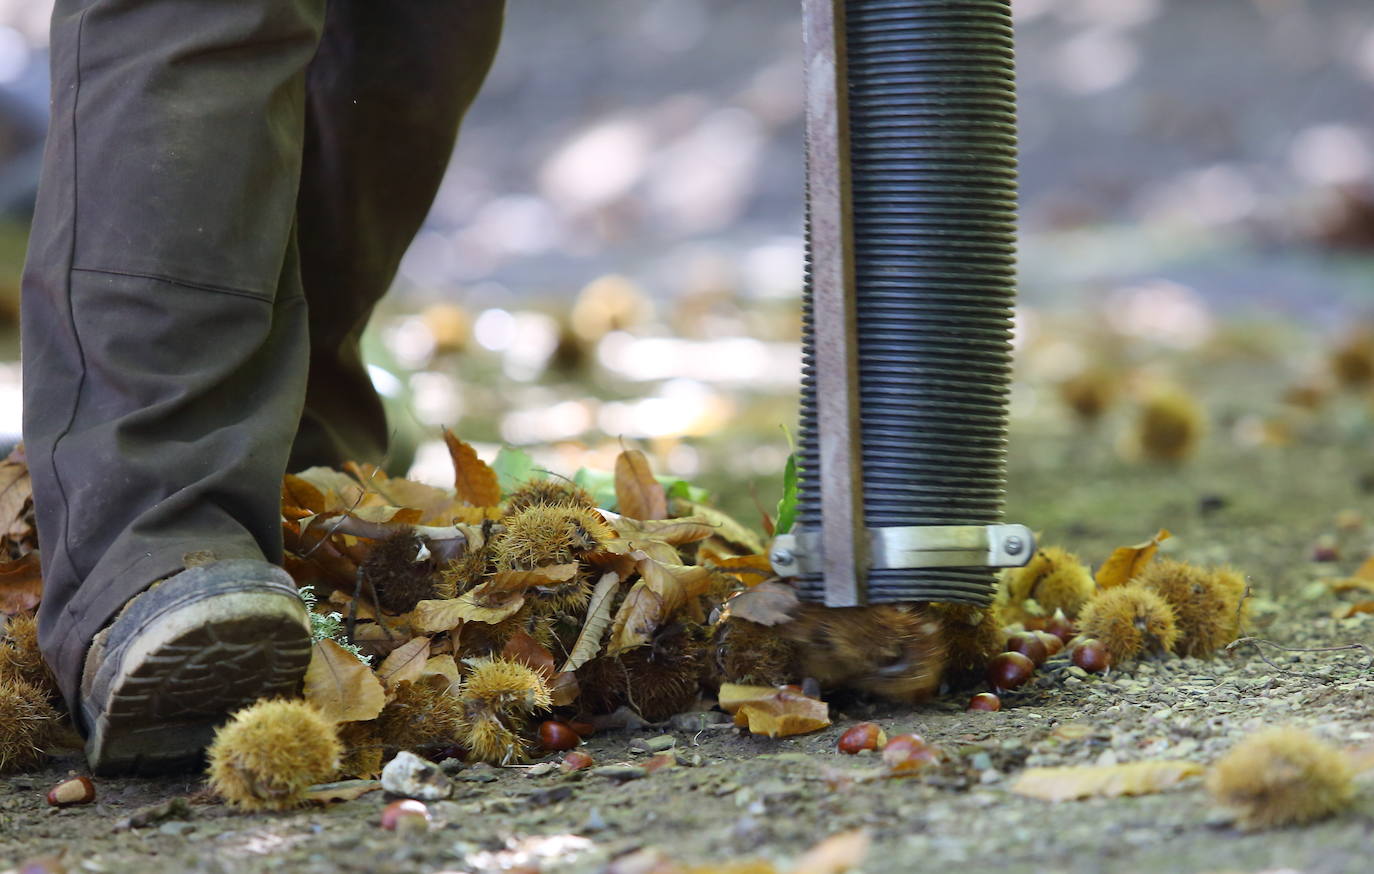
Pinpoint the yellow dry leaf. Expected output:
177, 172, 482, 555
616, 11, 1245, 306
733, 696, 830, 738
709, 553, 776, 587
375, 636, 431, 690
303, 639, 386, 724
606, 558, 714, 655
789, 829, 871, 874
1095, 529, 1171, 589
421, 654, 461, 690
1010, 760, 1203, 801
671, 500, 766, 555
1332, 600, 1374, 619
605, 515, 716, 546
303, 779, 381, 804
614, 449, 668, 521
282, 474, 327, 515
413, 564, 578, 630
717, 683, 789, 714
443, 429, 502, 508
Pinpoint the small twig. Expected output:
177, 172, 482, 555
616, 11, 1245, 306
301, 465, 381, 559
1224, 636, 1373, 679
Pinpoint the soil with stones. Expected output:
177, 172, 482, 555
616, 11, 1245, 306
4, 375, 1374, 873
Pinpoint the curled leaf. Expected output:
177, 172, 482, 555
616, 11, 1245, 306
725, 581, 800, 626
614, 449, 667, 521
303, 639, 386, 724
727, 687, 830, 738
376, 636, 431, 690
560, 572, 621, 672
414, 564, 578, 630
1095, 529, 1171, 589
606, 559, 714, 655
443, 429, 502, 508
1010, 760, 1203, 802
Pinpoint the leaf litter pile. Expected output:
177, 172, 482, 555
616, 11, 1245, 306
2, 429, 1374, 872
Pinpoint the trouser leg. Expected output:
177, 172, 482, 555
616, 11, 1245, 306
22, 0, 326, 708
288, 0, 505, 473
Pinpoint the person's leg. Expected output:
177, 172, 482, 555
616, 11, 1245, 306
288, 0, 505, 473
22, 0, 325, 764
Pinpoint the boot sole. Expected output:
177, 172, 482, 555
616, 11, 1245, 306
83, 560, 312, 776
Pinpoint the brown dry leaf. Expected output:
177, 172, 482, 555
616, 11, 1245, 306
789, 829, 871, 874
615, 449, 667, 521
726, 581, 800, 626
1332, 600, 1374, 619
709, 553, 776, 587
443, 429, 501, 508
375, 636, 431, 690
343, 461, 470, 525
606, 558, 714, 655
732, 692, 830, 739
0, 552, 43, 615
347, 504, 424, 526
303, 780, 381, 804
292, 466, 371, 511
560, 572, 621, 672
1328, 578, 1374, 595
1009, 760, 1203, 802
1352, 555, 1374, 582
717, 683, 787, 714
282, 474, 327, 515
421, 654, 461, 690
414, 564, 578, 630
548, 670, 580, 707
670, 500, 767, 555
606, 515, 715, 546
303, 639, 387, 724
1095, 529, 1172, 589
501, 630, 556, 679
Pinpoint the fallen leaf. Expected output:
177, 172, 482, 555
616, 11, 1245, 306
717, 683, 787, 714
0, 553, 43, 615
548, 670, 581, 707
670, 500, 766, 555
604, 514, 715, 546
1352, 555, 1374, 582
303, 779, 381, 804
789, 829, 871, 874
1327, 578, 1374, 595
1095, 529, 1171, 589
303, 639, 387, 724
444, 429, 501, 508
733, 694, 830, 738
413, 564, 578, 630
502, 630, 556, 679
560, 572, 621, 672
343, 461, 470, 525
708, 553, 776, 586
1009, 760, 1203, 801
615, 449, 667, 521
606, 558, 714, 655
282, 474, 327, 515
1332, 600, 1374, 619
421, 655, 461, 690
725, 581, 801, 626
292, 466, 370, 511
376, 636, 431, 690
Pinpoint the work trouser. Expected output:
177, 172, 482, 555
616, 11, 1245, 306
21, 0, 504, 711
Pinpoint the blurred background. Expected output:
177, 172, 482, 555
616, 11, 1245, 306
2, 0, 1374, 523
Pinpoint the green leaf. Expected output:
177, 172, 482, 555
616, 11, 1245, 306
775, 451, 798, 535
492, 446, 541, 495
661, 477, 710, 504
573, 467, 619, 511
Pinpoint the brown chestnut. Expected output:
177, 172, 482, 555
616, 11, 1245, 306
380, 799, 431, 833
538, 720, 580, 751
985, 651, 1036, 692
560, 750, 594, 772
1004, 631, 1049, 666
1033, 630, 1064, 657
882, 734, 938, 773
1072, 638, 1111, 673
836, 722, 887, 755
1044, 609, 1076, 642
967, 692, 1001, 712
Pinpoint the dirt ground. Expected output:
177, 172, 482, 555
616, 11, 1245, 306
4, 365, 1374, 874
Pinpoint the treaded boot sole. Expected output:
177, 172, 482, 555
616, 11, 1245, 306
83, 560, 312, 776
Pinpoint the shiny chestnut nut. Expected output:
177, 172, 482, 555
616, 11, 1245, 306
1072, 638, 1111, 673
380, 799, 431, 833
1044, 609, 1076, 642
1033, 630, 1064, 657
538, 720, 580, 751
1004, 632, 1049, 666
560, 750, 594, 772
882, 734, 938, 773
985, 651, 1036, 692
46, 776, 95, 807
967, 692, 1001, 712
836, 722, 887, 754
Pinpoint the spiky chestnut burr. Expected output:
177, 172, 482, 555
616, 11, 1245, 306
206, 699, 341, 810
1135, 559, 1248, 656
1207, 727, 1355, 830
1077, 583, 1179, 663
0, 675, 58, 774
458, 657, 551, 765
505, 479, 597, 514
927, 602, 1005, 691
360, 528, 438, 614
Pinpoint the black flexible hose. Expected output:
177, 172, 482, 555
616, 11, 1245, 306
795, 0, 1017, 604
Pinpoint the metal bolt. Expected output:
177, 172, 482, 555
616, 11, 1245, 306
1003, 536, 1024, 556
770, 548, 795, 566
